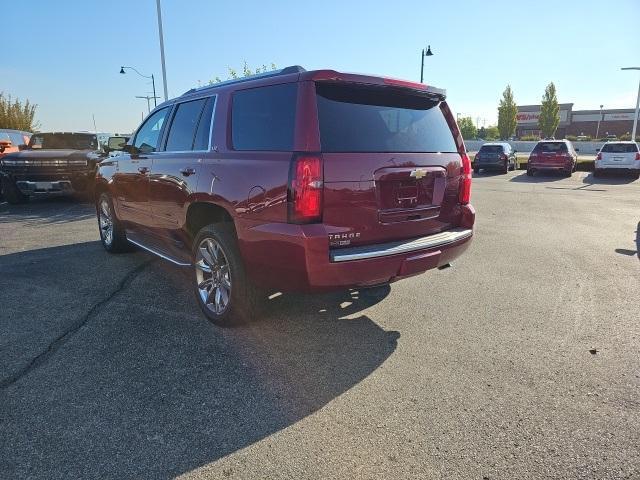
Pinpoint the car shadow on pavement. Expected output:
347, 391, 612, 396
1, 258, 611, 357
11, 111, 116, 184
0, 244, 399, 479
0, 196, 94, 225
614, 221, 640, 261
582, 172, 639, 185
509, 171, 566, 183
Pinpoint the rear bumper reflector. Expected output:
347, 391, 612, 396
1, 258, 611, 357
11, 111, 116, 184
330, 227, 473, 262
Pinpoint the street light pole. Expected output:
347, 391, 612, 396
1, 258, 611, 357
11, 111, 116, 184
621, 67, 640, 140
595, 104, 603, 140
120, 66, 158, 107
156, 0, 169, 101
420, 45, 433, 83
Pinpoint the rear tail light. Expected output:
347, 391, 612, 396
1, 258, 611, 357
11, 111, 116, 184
500, 154, 507, 161
635, 152, 640, 160
288, 154, 323, 223
459, 153, 472, 204
596, 152, 602, 161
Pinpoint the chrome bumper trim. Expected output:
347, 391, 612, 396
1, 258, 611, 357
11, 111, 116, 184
330, 227, 473, 263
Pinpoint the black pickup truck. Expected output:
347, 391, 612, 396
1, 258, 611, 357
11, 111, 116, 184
0, 132, 104, 204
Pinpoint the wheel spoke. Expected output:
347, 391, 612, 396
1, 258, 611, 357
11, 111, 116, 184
199, 246, 215, 267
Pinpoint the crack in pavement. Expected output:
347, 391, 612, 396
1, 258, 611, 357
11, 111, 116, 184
0, 259, 155, 390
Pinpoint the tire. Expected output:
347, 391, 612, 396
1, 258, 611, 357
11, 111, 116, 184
593, 169, 600, 177
473, 166, 479, 174
97, 192, 130, 253
502, 161, 509, 174
1, 177, 28, 204
193, 223, 263, 327
526, 168, 534, 177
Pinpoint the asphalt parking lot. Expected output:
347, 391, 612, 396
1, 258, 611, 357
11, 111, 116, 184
1, 170, 639, 479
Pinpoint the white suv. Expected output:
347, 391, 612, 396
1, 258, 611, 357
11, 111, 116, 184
595, 141, 640, 178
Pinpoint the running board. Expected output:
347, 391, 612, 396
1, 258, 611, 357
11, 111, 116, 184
127, 237, 192, 267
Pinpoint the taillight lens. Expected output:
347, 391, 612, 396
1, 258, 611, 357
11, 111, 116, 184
288, 154, 323, 223
635, 152, 640, 160
596, 152, 602, 161
459, 153, 472, 204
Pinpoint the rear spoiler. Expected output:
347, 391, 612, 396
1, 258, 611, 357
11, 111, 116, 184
304, 70, 446, 100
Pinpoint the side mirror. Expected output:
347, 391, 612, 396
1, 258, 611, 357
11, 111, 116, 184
107, 136, 129, 152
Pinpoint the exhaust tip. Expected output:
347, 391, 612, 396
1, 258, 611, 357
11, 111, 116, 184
437, 263, 452, 270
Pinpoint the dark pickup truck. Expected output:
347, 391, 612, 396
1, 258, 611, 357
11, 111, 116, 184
0, 132, 103, 203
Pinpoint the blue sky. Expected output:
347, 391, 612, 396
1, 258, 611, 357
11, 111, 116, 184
3, 0, 638, 133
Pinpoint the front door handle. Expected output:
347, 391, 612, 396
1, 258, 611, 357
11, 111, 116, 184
180, 167, 196, 177
138, 166, 150, 174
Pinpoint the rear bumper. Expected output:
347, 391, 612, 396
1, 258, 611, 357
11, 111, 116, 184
595, 160, 640, 171
239, 204, 475, 293
475, 160, 505, 169
528, 162, 572, 171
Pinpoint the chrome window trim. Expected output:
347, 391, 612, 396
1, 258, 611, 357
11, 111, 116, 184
330, 227, 473, 263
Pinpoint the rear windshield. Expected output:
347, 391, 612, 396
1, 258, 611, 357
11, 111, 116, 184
479, 145, 504, 153
600, 143, 638, 153
316, 83, 456, 153
533, 142, 567, 153
29, 133, 98, 150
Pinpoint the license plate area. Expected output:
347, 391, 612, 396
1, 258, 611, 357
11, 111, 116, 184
375, 166, 446, 224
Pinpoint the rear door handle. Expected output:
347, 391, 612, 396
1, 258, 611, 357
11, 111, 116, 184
180, 167, 196, 177
138, 166, 149, 174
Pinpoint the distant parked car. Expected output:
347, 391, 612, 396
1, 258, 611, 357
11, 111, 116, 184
0, 129, 31, 158
0, 131, 104, 203
527, 139, 578, 177
473, 142, 516, 174
594, 141, 640, 178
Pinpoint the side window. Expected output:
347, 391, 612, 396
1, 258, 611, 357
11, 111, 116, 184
165, 98, 207, 151
193, 97, 215, 151
134, 107, 170, 154
232, 83, 297, 151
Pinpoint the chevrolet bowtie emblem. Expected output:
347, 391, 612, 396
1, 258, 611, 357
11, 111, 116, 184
410, 168, 427, 179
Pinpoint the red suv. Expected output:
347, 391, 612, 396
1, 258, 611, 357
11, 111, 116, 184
95, 66, 475, 325
527, 139, 578, 177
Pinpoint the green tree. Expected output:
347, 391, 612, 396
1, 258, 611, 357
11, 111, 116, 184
458, 116, 477, 140
497, 85, 517, 140
538, 82, 560, 138
210, 62, 277, 84
0, 93, 38, 131
485, 125, 500, 140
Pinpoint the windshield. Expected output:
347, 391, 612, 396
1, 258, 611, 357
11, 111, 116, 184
29, 133, 98, 150
316, 83, 456, 153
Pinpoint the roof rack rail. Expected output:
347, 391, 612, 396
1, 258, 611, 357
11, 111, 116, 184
182, 65, 306, 96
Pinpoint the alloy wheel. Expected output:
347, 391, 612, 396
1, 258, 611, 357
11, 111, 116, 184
99, 197, 113, 246
195, 237, 232, 315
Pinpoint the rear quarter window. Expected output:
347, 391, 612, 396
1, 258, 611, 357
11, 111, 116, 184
316, 83, 456, 153
232, 83, 297, 151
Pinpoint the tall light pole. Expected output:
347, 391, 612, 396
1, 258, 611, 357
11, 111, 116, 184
156, 0, 169, 101
420, 45, 433, 83
120, 66, 157, 107
135, 95, 160, 113
621, 67, 640, 140
595, 104, 603, 139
